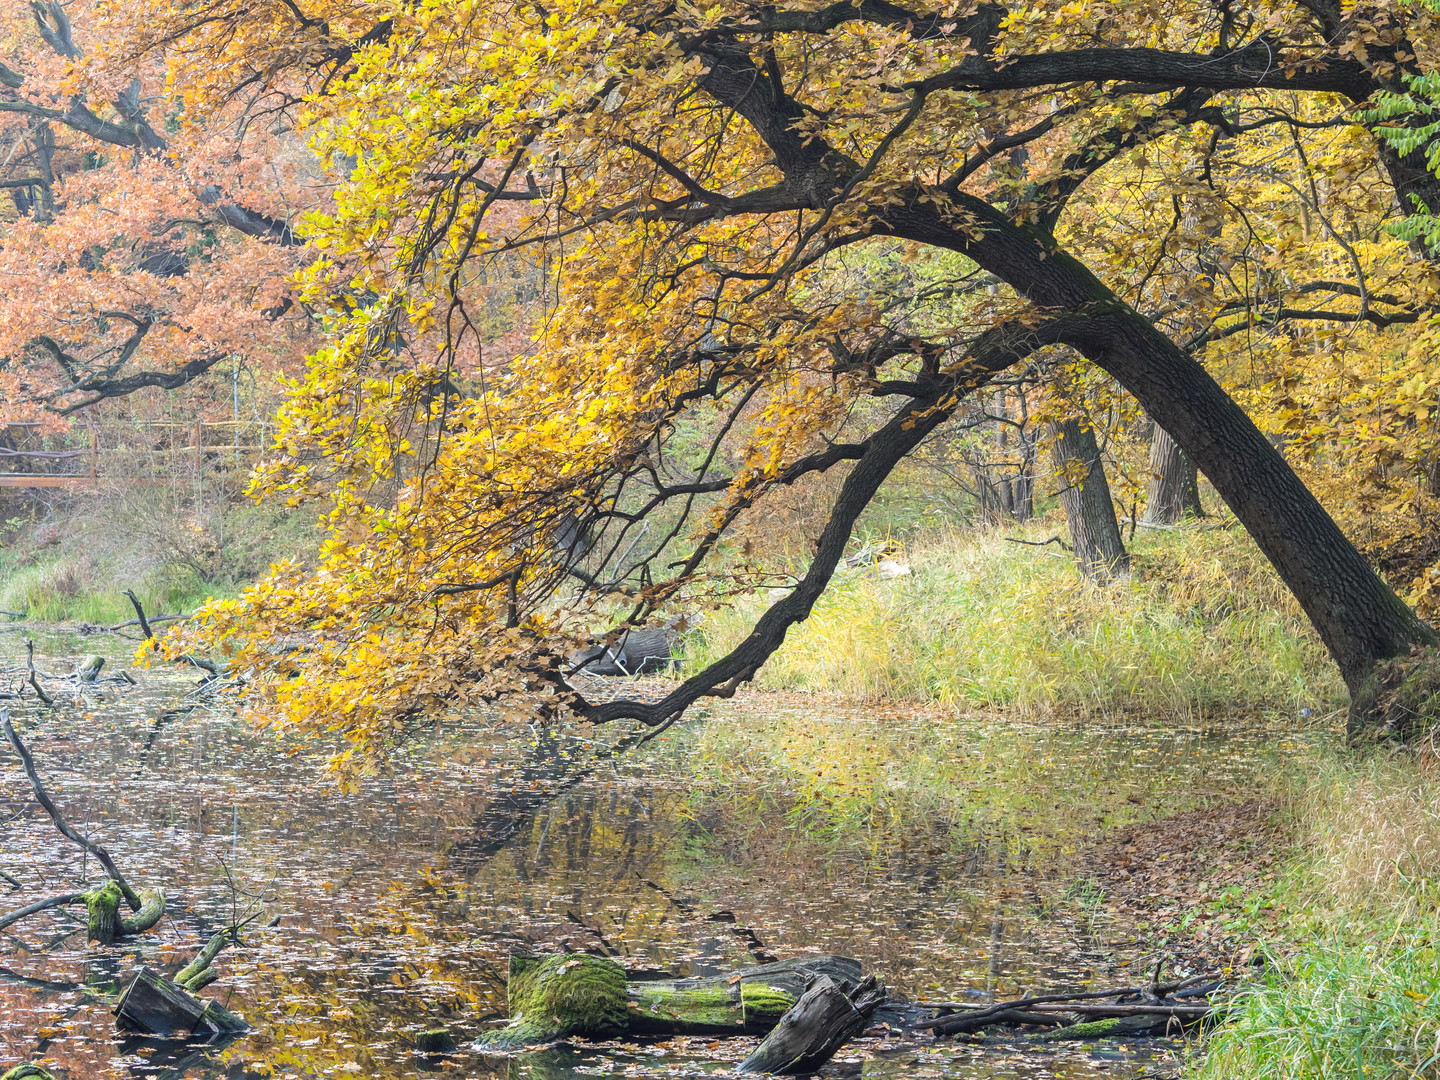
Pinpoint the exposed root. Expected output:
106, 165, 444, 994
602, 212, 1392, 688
1350, 645, 1440, 742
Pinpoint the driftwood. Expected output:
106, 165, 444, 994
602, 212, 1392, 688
572, 627, 679, 676
739, 973, 886, 1075
483, 951, 863, 1047
918, 971, 1224, 1039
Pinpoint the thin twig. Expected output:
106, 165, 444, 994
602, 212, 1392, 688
1004, 535, 1073, 551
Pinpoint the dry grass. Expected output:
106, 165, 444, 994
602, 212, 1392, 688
1299, 752, 1440, 916
687, 524, 1343, 717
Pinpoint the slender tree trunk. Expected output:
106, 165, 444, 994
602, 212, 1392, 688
1011, 394, 1036, 522
1050, 417, 1130, 583
1142, 424, 1203, 525
995, 403, 1016, 519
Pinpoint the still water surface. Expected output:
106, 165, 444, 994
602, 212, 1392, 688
0, 633, 1326, 1080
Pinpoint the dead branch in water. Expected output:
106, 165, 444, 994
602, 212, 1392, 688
917, 970, 1224, 1038
1, 708, 142, 911
124, 591, 223, 677
25, 641, 51, 705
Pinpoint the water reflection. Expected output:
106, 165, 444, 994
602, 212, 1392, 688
0, 634, 1326, 1079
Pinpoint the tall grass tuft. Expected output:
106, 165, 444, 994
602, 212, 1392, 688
688, 526, 1342, 716
1197, 925, 1440, 1080
1299, 753, 1440, 917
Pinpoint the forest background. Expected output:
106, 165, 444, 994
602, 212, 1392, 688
2, 0, 1440, 1075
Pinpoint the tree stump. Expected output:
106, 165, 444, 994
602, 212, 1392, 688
77, 655, 105, 681
113, 967, 248, 1036
738, 974, 886, 1075
84, 882, 165, 945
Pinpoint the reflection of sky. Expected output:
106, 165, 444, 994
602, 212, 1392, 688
0, 633, 1326, 1079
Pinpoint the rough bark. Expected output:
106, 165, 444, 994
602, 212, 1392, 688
1143, 424, 1203, 525
738, 974, 885, 1074
112, 967, 248, 1036
1050, 417, 1130, 583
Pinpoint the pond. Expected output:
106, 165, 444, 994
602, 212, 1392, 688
0, 632, 1328, 1080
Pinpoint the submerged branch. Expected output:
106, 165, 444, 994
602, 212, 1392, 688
1, 709, 143, 911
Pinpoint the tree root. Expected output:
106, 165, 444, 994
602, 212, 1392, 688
1350, 645, 1440, 742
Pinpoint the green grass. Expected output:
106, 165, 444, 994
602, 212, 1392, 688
0, 555, 242, 624
1198, 926, 1440, 1080
688, 524, 1343, 717
1186, 749, 1440, 1080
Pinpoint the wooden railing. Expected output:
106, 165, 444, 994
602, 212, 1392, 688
0, 420, 270, 488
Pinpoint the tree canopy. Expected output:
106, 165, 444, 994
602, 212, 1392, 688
59, 0, 1437, 768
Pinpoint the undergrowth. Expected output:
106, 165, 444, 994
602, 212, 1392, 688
688, 524, 1343, 717
1189, 750, 1440, 1080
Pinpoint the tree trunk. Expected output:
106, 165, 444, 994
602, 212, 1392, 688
1064, 297, 1436, 696
885, 199, 1437, 705
1050, 417, 1130, 583
738, 974, 885, 1075
1143, 425, 1202, 525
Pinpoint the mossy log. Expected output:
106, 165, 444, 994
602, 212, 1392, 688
738, 974, 886, 1075
1029, 1014, 1172, 1040
85, 882, 165, 945
174, 929, 230, 991
1, 1066, 57, 1080
113, 966, 248, 1037
76, 654, 105, 681
483, 951, 862, 1047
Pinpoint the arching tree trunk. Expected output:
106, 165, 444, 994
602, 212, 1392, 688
880, 199, 1438, 714
1050, 417, 1129, 583
1143, 424, 1203, 525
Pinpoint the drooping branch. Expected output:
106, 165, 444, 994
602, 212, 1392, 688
576, 317, 1071, 727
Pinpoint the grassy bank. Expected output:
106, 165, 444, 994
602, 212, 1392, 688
687, 523, 1438, 1077
0, 494, 319, 624
1190, 751, 1440, 1080
689, 524, 1343, 717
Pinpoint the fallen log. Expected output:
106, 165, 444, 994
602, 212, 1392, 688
482, 951, 862, 1047
112, 967, 248, 1037
738, 973, 886, 1075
